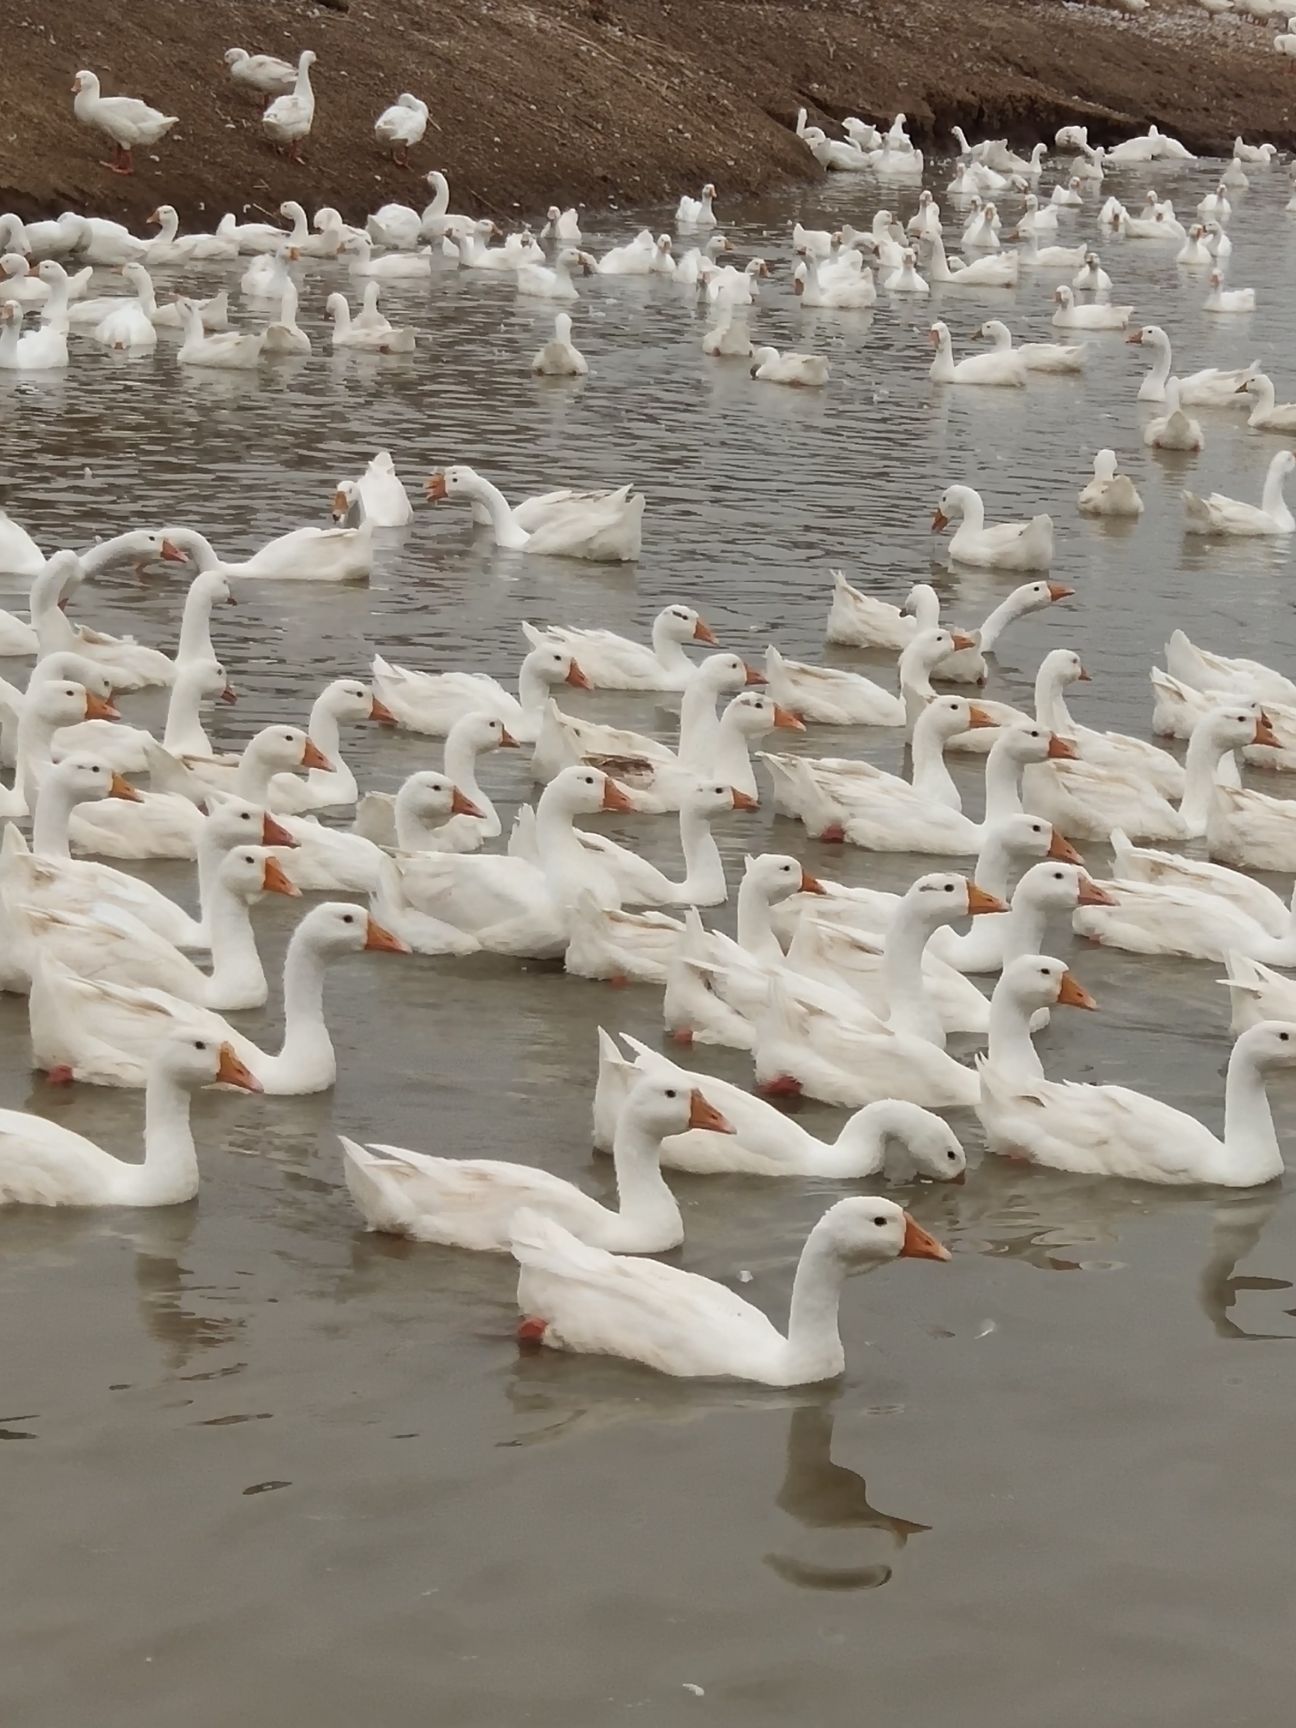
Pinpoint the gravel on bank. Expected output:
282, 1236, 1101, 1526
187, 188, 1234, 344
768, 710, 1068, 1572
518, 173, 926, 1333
1, 0, 1291, 228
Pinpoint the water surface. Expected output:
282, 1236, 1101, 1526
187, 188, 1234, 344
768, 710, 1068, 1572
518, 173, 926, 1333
4, 156, 1296, 1727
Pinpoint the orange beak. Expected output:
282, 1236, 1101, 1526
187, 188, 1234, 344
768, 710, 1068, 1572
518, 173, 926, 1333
369, 696, 398, 726
565, 660, 592, 691
424, 471, 448, 502
261, 812, 297, 847
773, 704, 805, 731
900, 1215, 951, 1262
799, 868, 827, 895
219, 683, 238, 705
84, 692, 119, 721
331, 489, 349, 521
949, 631, 977, 651
1047, 830, 1084, 865
1047, 734, 1078, 761
159, 538, 188, 564
1124, 329, 1144, 345
451, 786, 485, 818
693, 618, 719, 645
1075, 664, 1092, 683
966, 882, 1008, 915
109, 771, 141, 803
1046, 583, 1075, 602
743, 663, 767, 687
301, 738, 332, 771
966, 704, 997, 730
364, 916, 411, 954
216, 1042, 263, 1093
688, 1089, 736, 1134
497, 726, 520, 748
931, 508, 950, 532
262, 855, 301, 897
601, 777, 636, 813
1057, 970, 1097, 1010
731, 788, 759, 811
1077, 875, 1118, 907
1254, 714, 1281, 748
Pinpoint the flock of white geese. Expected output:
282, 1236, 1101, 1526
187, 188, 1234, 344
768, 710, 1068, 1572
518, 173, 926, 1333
4, 89, 1296, 1389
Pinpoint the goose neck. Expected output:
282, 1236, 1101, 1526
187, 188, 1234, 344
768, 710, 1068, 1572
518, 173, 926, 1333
784, 1229, 850, 1381
1220, 1042, 1283, 1183
274, 930, 332, 1077
1034, 663, 1073, 731
31, 778, 74, 858
883, 906, 945, 1045
983, 741, 1027, 826
712, 710, 758, 799
1262, 457, 1294, 528
609, 1120, 682, 1243
675, 804, 724, 901
650, 615, 696, 679
140, 1069, 201, 1202
204, 883, 266, 1009
909, 713, 960, 808
162, 670, 213, 756
736, 878, 784, 965
1179, 723, 1233, 835
978, 587, 1029, 652
675, 675, 724, 766
987, 984, 1044, 1081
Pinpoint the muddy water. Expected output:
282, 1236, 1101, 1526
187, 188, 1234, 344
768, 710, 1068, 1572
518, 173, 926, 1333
3, 156, 1296, 1728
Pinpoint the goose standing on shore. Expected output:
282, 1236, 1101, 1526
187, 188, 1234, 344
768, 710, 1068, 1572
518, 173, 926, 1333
374, 93, 429, 165
262, 50, 316, 162
71, 70, 178, 175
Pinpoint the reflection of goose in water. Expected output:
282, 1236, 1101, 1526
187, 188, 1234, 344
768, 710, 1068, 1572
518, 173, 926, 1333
125, 1211, 247, 1372
1198, 1194, 1293, 1342
764, 1402, 929, 1591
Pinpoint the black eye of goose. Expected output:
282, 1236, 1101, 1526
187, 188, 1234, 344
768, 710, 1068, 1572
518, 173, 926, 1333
665, 1088, 677, 1099
947, 1149, 958, 1161
342, 914, 355, 925
872, 1215, 887, 1228
1282, 1032, 1290, 1043
194, 1040, 207, 1052
944, 882, 955, 892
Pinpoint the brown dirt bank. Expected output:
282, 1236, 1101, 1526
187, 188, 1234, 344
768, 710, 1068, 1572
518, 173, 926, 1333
2, 1, 1293, 229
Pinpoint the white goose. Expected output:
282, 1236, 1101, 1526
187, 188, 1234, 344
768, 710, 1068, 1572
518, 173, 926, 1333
1078, 449, 1143, 516
532, 313, 588, 376
343, 1073, 728, 1252
1239, 374, 1296, 433
1184, 450, 1295, 536
1164, 629, 1296, 707
1144, 378, 1204, 451
262, 50, 316, 161
933, 485, 1054, 571
593, 1031, 966, 1181
928, 320, 1024, 387
353, 713, 517, 851
824, 572, 1071, 673
762, 644, 905, 727
1051, 286, 1132, 330
16, 845, 300, 1010
324, 291, 416, 353
1126, 324, 1257, 405
160, 520, 372, 586
1, 758, 294, 960
522, 605, 717, 692
978, 318, 1086, 375
0, 1030, 261, 1208
30, 903, 408, 1090
978, 957, 1296, 1185
508, 1195, 948, 1386
371, 641, 590, 740
425, 464, 643, 562
373, 766, 638, 960
930, 860, 1114, 975
265, 679, 396, 813
922, 232, 1018, 287
517, 246, 593, 301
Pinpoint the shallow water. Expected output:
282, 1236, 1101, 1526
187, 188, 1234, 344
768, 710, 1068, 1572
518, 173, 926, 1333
4, 156, 1296, 1726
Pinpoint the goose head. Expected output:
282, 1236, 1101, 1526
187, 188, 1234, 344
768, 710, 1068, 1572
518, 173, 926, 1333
838, 1101, 967, 1183
916, 694, 997, 743
620, 1072, 734, 1142
721, 690, 803, 739
154, 1027, 263, 1095
903, 870, 1007, 924
331, 480, 361, 524
655, 604, 717, 647
989, 813, 1084, 867
744, 852, 824, 905
447, 713, 519, 756
812, 1196, 950, 1267
30, 652, 114, 701
682, 777, 760, 819
41, 751, 137, 805
246, 724, 332, 775
202, 792, 296, 849
396, 770, 483, 824
520, 643, 591, 693
544, 764, 638, 818
316, 678, 395, 727
295, 901, 408, 958
1231, 1022, 1296, 1075
995, 952, 1097, 1017
1013, 860, 1116, 914
698, 651, 764, 692
992, 722, 1078, 767
35, 679, 118, 727
218, 845, 301, 904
